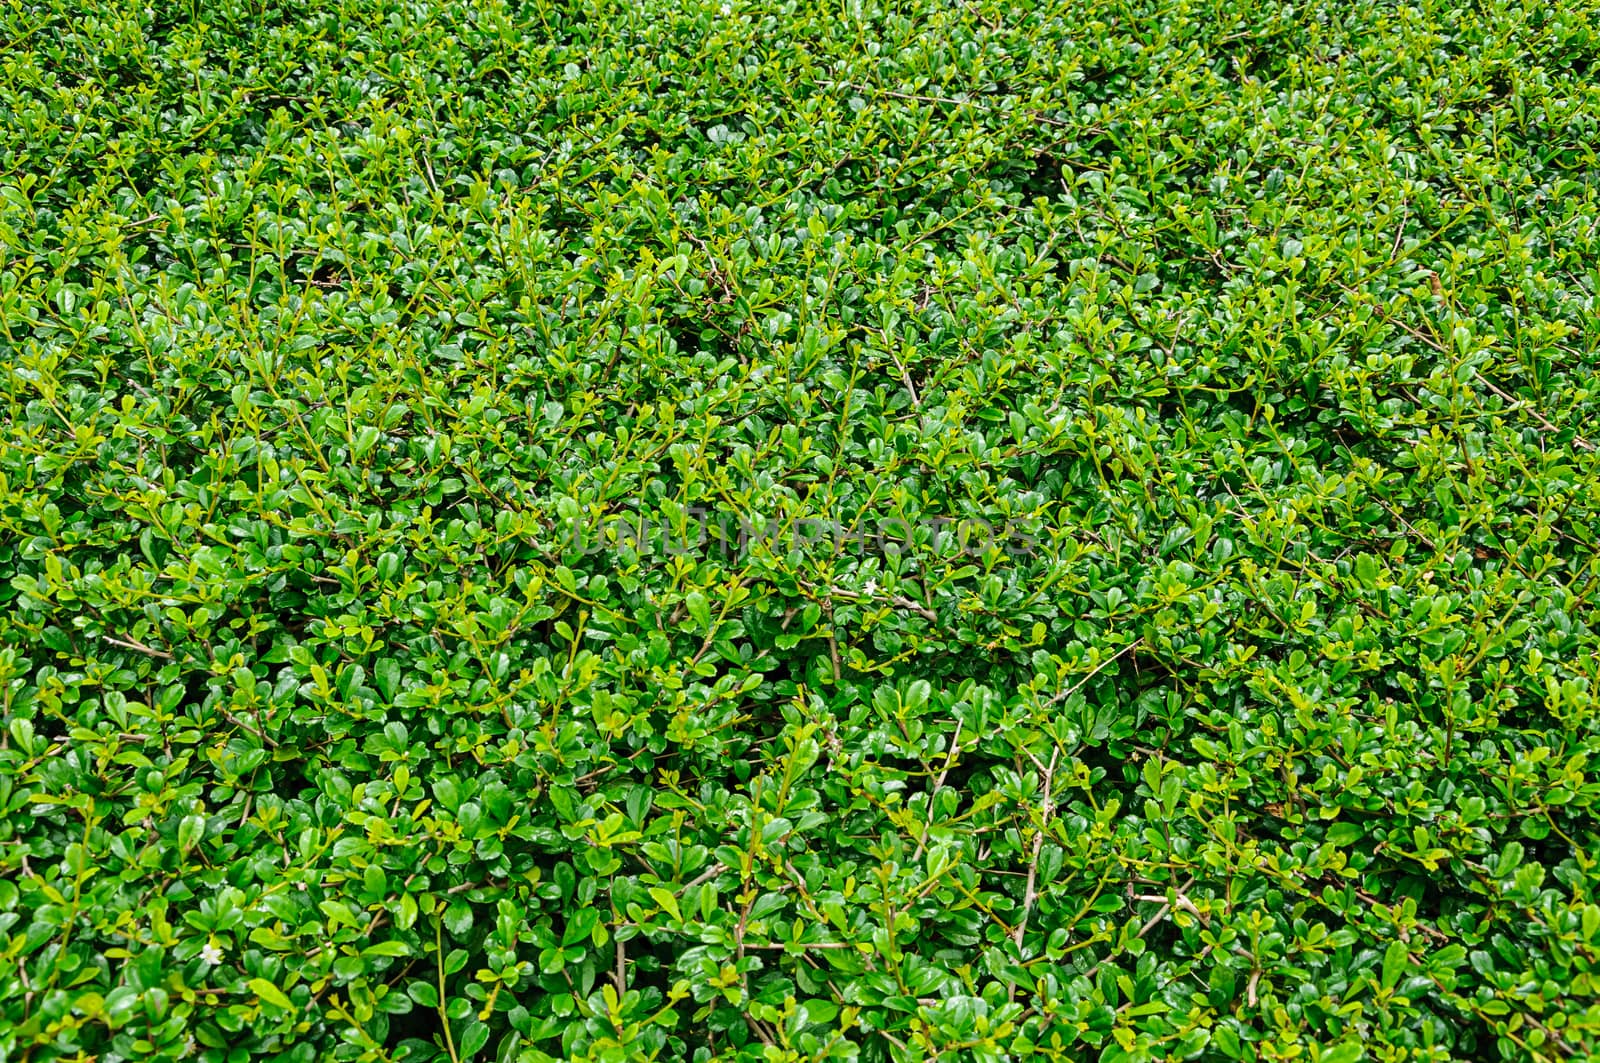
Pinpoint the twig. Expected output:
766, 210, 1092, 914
826, 605, 841, 683
682, 230, 737, 302
434, 921, 461, 1063
1373, 498, 1439, 553
912, 720, 963, 862
1081, 877, 1196, 979
1131, 891, 1207, 923
960, 0, 1002, 30
1045, 637, 1143, 707
217, 707, 277, 750
103, 635, 173, 659
892, 594, 938, 622
420, 152, 440, 196
1387, 204, 1408, 264
1335, 282, 1445, 352
574, 765, 614, 793
676, 862, 726, 896
1013, 746, 1060, 950
746, 1015, 777, 1046
1475, 371, 1595, 452
1122, 877, 1198, 944
822, 79, 1071, 127
884, 346, 922, 409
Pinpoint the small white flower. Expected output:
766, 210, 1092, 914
863, 579, 879, 595
720, 2, 732, 13
181, 1035, 197, 1058
199, 941, 224, 966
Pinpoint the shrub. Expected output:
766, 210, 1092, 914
2, 0, 1599, 1059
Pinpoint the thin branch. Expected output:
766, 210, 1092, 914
676, 862, 726, 896
103, 635, 173, 660
217, 706, 277, 750
884, 346, 922, 409
1045, 637, 1143, 707
822, 79, 1071, 127
1013, 745, 1059, 950
892, 594, 938, 622
1475, 371, 1595, 452
912, 719, 963, 862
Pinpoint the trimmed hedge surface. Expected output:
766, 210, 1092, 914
3, 0, 1600, 1060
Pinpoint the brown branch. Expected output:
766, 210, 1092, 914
1045, 637, 1143, 707
676, 862, 726, 896
912, 720, 963, 862
1475, 371, 1595, 452
217, 706, 277, 749
891, 594, 939, 622
103, 635, 173, 659
613, 931, 626, 994
1013, 746, 1060, 950
884, 346, 922, 409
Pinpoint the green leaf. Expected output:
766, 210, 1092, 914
8, 7, 1600, 1060
444, 899, 474, 937
178, 815, 205, 854
1495, 841, 1525, 878
352, 426, 381, 460
649, 887, 682, 923
249, 978, 294, 1011
1325, 822, 1363, 847
685, 591, 711, 630
375, 657, 401, 701
459, 1019, 490, 1057
362, 940, 411, 958
1381, 939, 1409, 990
1319, 1044, 1365, 1063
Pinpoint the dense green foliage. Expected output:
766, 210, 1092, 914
4, 0, 1600, 1059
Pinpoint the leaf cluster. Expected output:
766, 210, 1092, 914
3, 0, 1600, 1060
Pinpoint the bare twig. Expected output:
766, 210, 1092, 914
884, 345, 922, 409
1131, 890, 1207, 923
1045, 637, 1143, 707
420, 151, 440, 196
103, 635, 173, 660
435, 921, 461, 1063
912, 720, 963, 862
676, 862, 726, 896
1475, 371, 1595, 452
822, 79, 1071, 127
956, 0, 1002, 29
892, 594, 938, 622
825, 603, 841, 683
217, 707, 277, 750
1120, 877, 1198, 946
1013, 746, 1060, 949
1373, 498, 1439, 553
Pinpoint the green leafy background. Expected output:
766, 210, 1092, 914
2, 0, 1599, 1059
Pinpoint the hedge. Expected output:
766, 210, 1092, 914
2, 0, 1599, 1059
